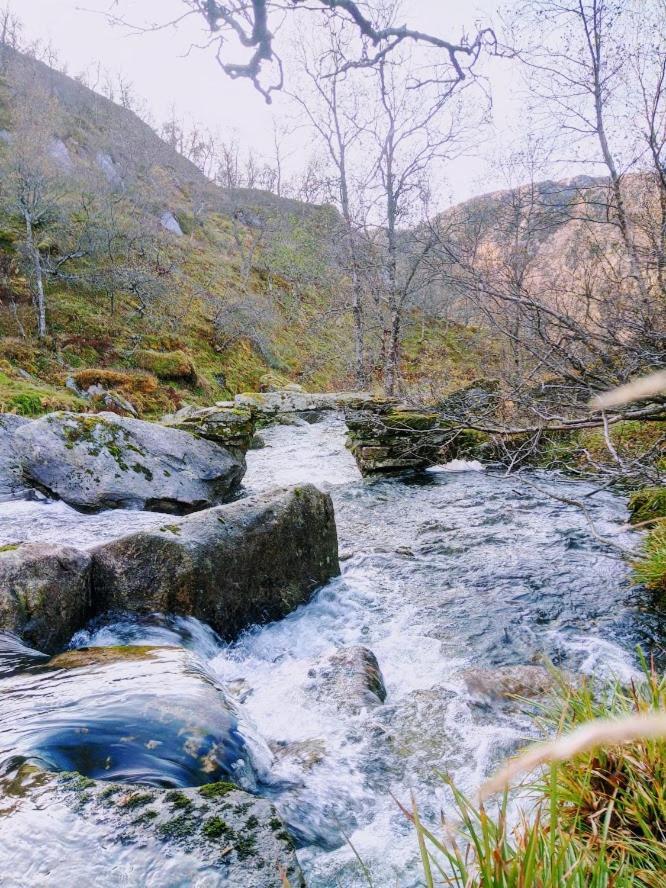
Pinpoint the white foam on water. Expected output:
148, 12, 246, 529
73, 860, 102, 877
427, 459, 486, 473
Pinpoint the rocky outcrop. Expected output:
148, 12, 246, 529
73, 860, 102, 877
14, 411, 245, 513
345, 400, 491, 475
163, 403, 256, 458
462, 665, 558, 700
1, 640, 303, 887
308, 645, 387, 712
91, 485, 340, 639
0, 543, 92, 653
0, 413, 31, 500
345, 404, 448, 475
0, 487, 339, 651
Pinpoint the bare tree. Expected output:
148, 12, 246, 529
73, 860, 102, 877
0, 78, 63, 338
105, 0, 496, 102
290, 20, 373, 385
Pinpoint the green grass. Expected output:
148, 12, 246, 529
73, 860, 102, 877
408, 658, 666, 887
634, 522, 666, 592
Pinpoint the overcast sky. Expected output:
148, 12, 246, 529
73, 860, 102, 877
16, 1, 530, 206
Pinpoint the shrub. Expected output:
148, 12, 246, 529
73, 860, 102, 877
133, 349, 197, 383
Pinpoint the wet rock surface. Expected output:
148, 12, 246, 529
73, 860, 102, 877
0, 414, 31, 501
308, 645, 387, 712
91, 485, 340, 639
0, 543, 91, 654
0, 765, 304, 888
462, 665, 559, 700
1, 644, 255, 789
14, 411, 245, 513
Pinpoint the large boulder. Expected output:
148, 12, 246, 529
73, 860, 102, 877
14, 411, 245, 513
307, 645, 387, 712
0, 413, 31, 500
345, 404, 449, 475
0, 543, 91, 653
91, 485, 340, 638
0, 766, 304, 887
163, 403, 256, 458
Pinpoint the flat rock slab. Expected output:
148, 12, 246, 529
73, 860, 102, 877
2, 644, 255, 790
15, 411, 245, 513
91, 484, 340, 639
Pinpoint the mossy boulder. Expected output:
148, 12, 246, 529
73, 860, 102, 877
0, 764, 304, 887
345, 404, 449, 474
90, 484, 340, 639
0, 543, 92, 654
628, 487, 666, 526
163, 403, 256, 457
133, 349, 197, 383
14, 411, 245, 513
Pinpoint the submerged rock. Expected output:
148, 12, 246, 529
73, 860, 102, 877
462, 665, 558, 700
91, 485, 340, 639
14, 411, 245, 513
0, 414, 31, 501
2, 645, 256, 790
0, 543, 92, 654
308, 645, 387, 712
0, 764, 303, 887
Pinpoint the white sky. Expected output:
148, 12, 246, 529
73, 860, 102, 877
15, 1, 531, 205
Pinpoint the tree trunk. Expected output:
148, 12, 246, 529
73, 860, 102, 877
25, 212, 47, 339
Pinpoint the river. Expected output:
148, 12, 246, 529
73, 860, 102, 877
0, 413, 662, 886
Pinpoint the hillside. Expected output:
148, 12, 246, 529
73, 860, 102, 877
0, 47, 635, 420
0, 46, 373, 417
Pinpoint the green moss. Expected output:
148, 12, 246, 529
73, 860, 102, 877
234, 833, 258, 860
132, 808, 159, 825
156, 814, 197, 841
47, 645, 158, 670
202, 816, 234, 840
133, 349, 197, 382
629, 487, 666, 525
165, 790, 193, 811
131, 462, 153, 481
119, 791, 154, 810
160, 524, 182, 534
0, 543, 19, 554
198, 781, 237, 799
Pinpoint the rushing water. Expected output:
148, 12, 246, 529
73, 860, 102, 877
0, 414, 663, 886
